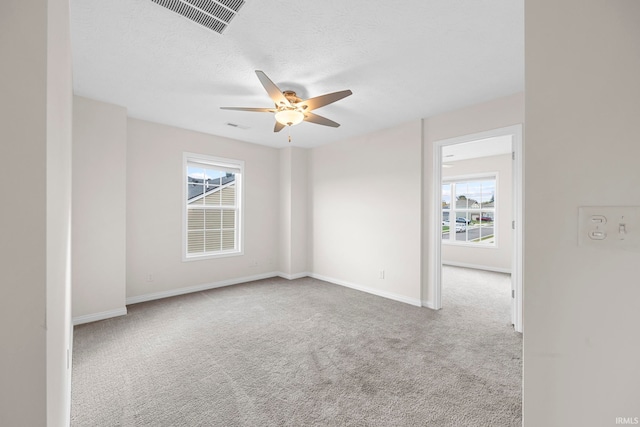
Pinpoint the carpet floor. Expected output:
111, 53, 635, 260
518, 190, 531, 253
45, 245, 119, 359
71, 268, 522, 426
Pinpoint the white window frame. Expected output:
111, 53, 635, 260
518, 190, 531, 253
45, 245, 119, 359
441, 173, 498, 248
182, 152, 244, 261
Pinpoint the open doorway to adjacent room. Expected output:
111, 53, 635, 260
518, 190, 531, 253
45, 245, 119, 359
432, 125, 523, 332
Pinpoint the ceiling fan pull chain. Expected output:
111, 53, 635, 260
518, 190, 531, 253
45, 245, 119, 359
288, 127, 292, 143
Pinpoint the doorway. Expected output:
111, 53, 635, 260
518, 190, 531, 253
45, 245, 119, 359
431, 125, 523, 332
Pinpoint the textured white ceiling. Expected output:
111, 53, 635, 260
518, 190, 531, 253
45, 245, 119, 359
70, 0, 523, 148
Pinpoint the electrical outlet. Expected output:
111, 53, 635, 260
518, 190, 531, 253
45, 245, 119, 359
146, 274, 154, 283
379, 270, 385, 279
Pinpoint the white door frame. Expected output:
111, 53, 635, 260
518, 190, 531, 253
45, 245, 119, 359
431, 124, 523, 333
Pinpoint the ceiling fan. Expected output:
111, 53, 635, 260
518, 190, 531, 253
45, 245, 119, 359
221, 70, 352, 133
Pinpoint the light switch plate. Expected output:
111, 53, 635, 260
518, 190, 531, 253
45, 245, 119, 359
578, 206, 640, 252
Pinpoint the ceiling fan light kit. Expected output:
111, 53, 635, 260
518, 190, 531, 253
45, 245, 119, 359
274, 109, 304, 127
221, 70, 352, 137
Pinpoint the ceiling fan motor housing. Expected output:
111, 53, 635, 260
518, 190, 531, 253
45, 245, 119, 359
282, 91, 303, 105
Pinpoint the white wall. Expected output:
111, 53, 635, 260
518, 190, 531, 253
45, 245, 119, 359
422, 93, 524, 305
278, 147, 308, 278
126, 119, 280, 300
279, 148, 292, 275
72, 96, 128, 321
308, 120, 423, 305
0, 4, 47, 423
290, 148, 309, 276
524, 1, 640, 425
0, 0, 73, 425
442, 154, 513, 272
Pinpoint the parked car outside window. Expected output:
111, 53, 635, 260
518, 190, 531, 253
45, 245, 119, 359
443, 221, 466, 232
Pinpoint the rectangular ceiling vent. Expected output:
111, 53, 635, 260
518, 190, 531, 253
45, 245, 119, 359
226, 122, 249, 129
150, 0, 246, 34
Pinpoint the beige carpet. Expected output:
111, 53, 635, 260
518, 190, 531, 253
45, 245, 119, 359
72, 269, 521, 426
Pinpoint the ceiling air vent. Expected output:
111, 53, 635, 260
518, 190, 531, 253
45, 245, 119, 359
226, 122, 249, 129
150, 0, 246, 34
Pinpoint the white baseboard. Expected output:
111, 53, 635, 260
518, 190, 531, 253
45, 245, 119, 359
422, 300, 438, 310
442, 261, 511, 274
82, 272, 424, 321
125, 272, 279, 305
309, 273, 422, 307
277, 271, 310, 280
73, 307, 128, 326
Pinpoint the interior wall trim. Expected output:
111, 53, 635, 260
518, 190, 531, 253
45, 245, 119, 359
310, 273, 422, 307
277, 272, 310, 280
422, 300, 436, 309
125, 272, 279, 306
78, 271, 425, 324
72, 307, 128, 325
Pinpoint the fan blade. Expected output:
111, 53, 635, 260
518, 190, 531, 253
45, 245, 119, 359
297, 90, 352, 111
220, 107, 276, 112
303, 112, 340, 128
255, 70, 291, 107
274, 121, 285, 133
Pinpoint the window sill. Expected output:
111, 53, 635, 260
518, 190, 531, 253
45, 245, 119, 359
442, 241, 497, 249
183, 249, 243, 262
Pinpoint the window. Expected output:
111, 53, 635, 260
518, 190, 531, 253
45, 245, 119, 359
184, 153, 243, 260
442, 177, 496, 246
